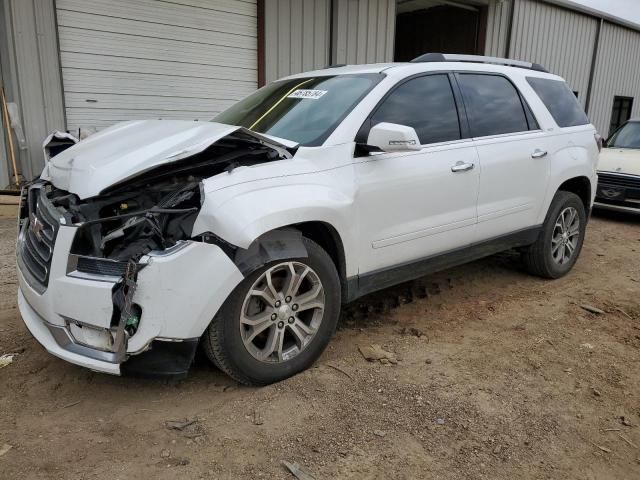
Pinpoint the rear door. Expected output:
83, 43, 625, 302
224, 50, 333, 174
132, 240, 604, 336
455, 73, 551, 241
354, 73, 479, 275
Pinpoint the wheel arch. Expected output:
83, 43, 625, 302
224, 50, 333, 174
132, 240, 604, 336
288, 221, 348, 302
557, 176, 592, 211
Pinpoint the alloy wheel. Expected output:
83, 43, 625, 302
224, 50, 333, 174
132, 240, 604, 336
240, 261, 325, 363
551, 206, 580, 265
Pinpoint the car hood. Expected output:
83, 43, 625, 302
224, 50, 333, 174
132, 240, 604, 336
598, 147, 640, 176
41, 120, 296, 199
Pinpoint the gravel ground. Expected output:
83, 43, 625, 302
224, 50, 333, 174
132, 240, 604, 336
0, 210, 639, 479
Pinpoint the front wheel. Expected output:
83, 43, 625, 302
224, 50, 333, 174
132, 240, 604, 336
522, 191, 587, 278
203, 237, 341, 385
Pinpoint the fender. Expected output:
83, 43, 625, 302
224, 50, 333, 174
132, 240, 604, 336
536, 134, 598, 224
192, 177, 358, 277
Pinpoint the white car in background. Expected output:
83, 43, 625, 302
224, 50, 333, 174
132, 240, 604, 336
17, 54, 599, 385
595, 119, 640, 213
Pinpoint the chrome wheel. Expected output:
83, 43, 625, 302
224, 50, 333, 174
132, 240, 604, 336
240, 261, 325, 363
551, 206, 580, 265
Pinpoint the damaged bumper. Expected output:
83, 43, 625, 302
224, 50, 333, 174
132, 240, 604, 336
17, 219, 244, 376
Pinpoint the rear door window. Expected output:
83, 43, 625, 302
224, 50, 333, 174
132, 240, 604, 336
370, 74, 461, 145
526, 77, 589, 128
457, 74, 532, 137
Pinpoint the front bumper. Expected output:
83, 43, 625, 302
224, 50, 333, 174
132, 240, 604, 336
593, 201, 640, 214
17, 221, 244, 376
595, 171, 640, 214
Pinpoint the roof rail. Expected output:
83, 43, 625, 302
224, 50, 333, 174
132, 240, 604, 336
410, 53, 548, 73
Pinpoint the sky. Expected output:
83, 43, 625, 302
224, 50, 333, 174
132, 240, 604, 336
569, 0, 640, 26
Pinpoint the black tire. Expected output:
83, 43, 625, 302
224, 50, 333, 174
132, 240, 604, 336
522, 191, 587, 279
203, 237, 341, 385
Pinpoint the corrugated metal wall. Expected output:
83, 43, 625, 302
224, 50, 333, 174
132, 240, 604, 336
264, 0, 331, 82
56, 0, 257, 132
589, 22, 640, 136
0, 49, 8, 187
510, 0, 598, 107
332, 0, 395, 64
0, 0, 65, 181
485, 0, 512, 57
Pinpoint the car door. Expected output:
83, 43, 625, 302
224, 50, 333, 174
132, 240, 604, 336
455, 73, 551, 241
354, 73, 480, 275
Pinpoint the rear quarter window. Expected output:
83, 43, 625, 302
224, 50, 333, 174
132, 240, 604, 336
526, 77, 589, 128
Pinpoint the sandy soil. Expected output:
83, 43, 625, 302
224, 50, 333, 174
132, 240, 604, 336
1, 210, 639, 479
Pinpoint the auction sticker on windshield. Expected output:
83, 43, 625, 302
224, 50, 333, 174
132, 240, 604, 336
288, 89, 327, 100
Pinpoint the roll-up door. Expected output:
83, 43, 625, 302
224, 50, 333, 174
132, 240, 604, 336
55, 0, 257, 133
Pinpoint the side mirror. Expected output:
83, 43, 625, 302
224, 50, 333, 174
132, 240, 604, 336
366, 122, 422, 152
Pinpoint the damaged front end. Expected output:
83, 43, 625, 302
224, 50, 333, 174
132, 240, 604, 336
18, 126, 292, 374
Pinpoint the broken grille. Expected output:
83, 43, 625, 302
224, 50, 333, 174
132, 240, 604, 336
76, 256, 128, 277
18, 186, 60, 291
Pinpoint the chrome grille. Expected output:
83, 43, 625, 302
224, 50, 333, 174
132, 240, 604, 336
18, 186, 60, 291
598, 172, 640, 189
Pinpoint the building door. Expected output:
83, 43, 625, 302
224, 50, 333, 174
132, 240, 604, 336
608, 96, 634, 137
394, 2, 484, 61
55, 0, 258, 135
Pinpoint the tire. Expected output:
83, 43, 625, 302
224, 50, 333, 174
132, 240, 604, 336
203, 237, 341, 385
522, 191, 587, 279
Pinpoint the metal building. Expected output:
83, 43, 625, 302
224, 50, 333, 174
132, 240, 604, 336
1, 0, 639, 187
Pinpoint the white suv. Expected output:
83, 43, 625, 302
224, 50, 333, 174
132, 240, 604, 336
17, 54, 599, 385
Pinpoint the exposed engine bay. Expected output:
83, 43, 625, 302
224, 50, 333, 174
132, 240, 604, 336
49, 130, 291, 262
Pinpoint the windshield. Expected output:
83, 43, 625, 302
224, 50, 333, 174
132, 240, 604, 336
607, 121, 640, 149
213, 74, 383, 146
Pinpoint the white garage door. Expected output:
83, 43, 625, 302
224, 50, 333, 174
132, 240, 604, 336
55, 0, 257, 133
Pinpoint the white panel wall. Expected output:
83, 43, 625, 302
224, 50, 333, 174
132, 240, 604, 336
485, 0, 512, 58
510, 0, 598, 107
589, 22, 640, 136
56, 0, 258, 133
264, 0, 331, 82
332, 0, 395, 64
0, 0, 65, 180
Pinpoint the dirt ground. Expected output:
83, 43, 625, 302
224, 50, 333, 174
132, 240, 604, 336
1, 209, 639, 480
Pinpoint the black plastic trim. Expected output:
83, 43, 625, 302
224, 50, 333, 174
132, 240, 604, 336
449, 72, 471, 139
345, 226, 541, 302
121, 339, 199, 378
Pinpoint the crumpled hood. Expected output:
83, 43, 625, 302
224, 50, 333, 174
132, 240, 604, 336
41, 120, 295, 199
598, 147, 640, 176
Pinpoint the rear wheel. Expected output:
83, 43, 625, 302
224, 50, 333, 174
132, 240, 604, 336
522, 191, 586, 278
203, 237, 340, 385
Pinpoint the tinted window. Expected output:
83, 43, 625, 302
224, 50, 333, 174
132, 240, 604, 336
371, 74, 460, 144
458, 74, 530, 137
527, 77, 589, 128
607, 121, 640, 149
214, 74, 382, 146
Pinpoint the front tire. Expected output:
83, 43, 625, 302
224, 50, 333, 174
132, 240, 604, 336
203, 237, 341, 385
522, 191, 587, 278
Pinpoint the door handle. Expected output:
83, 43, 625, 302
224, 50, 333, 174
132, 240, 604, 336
451, 161, 475, 172
531, 149, 548, 159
